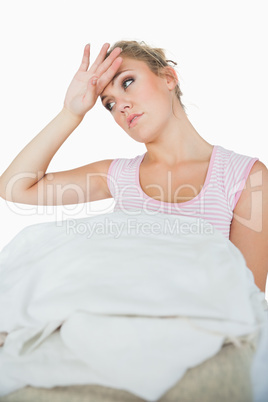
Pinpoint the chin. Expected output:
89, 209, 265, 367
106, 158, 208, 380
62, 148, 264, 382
127, 125, 157, 143
129, 131, 154, 144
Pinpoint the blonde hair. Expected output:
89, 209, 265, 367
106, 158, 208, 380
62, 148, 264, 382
106, 40, 185, 111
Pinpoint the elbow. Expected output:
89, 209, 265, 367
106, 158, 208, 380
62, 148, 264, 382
0, 174, 36, 203
0, 180, 22, 203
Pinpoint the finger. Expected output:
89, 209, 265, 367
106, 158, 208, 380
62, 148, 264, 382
94, 47, 122, 78
90, 43, 111, 74
96, 57, 123, 93
78, 44, 90, 72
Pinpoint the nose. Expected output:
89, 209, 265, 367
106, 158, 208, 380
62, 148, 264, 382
118, 98, 132, 114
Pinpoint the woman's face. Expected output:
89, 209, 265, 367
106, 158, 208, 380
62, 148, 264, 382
100, 57, 176, 143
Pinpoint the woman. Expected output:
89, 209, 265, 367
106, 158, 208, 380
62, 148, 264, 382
0, 41, 267, 292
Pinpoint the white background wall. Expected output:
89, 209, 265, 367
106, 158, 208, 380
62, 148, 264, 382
0, 0, 267, 251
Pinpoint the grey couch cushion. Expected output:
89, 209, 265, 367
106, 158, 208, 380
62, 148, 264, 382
0, 340, 255, 402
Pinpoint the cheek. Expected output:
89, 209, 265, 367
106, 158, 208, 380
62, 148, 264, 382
114, 114, 127, 130
138, 82, 158, 102
139, 79, 170, 108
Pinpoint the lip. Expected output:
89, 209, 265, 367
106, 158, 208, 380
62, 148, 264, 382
127, 113, 144, 128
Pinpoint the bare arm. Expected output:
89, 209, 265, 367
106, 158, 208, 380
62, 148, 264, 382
0, 108, 83, 201
229, 160, 268, 292
0, 43, 123, 204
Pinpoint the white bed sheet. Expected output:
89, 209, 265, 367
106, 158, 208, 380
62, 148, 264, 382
0, 211, 266, 400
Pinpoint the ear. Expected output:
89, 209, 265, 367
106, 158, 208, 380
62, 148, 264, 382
163, 66, 179, 91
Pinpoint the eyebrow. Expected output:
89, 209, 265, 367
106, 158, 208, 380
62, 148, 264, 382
100, 69, 133, 103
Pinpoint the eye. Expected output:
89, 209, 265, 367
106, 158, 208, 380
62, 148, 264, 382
122, 78, 134, 89
104, 78, 134, 112
105, 101, 115, 112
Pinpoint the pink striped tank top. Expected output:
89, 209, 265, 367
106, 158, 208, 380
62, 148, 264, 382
107, 145, 258, 238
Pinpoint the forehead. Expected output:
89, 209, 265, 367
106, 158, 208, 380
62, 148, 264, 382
113, 57, 150, 74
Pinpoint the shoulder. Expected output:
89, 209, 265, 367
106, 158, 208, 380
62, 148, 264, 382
246, 160, 268, 207
229, 159, 268, 291
104, 153, 145, 193
92, 154, 141, 174
215, 146, 260, 210
246, 159, 268, 180
232, 159, 268, 224
236, 160, 268, 206
106, 153, 145, 174
215, 145, 258, 179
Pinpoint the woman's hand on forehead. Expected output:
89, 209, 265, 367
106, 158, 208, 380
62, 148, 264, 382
63, 43, 123, 118
90, 43, 123, 90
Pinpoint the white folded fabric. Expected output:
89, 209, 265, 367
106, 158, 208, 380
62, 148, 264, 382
0, 211, 266, 400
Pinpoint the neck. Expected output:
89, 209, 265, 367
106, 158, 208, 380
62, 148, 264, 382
144, 106, 212, 166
